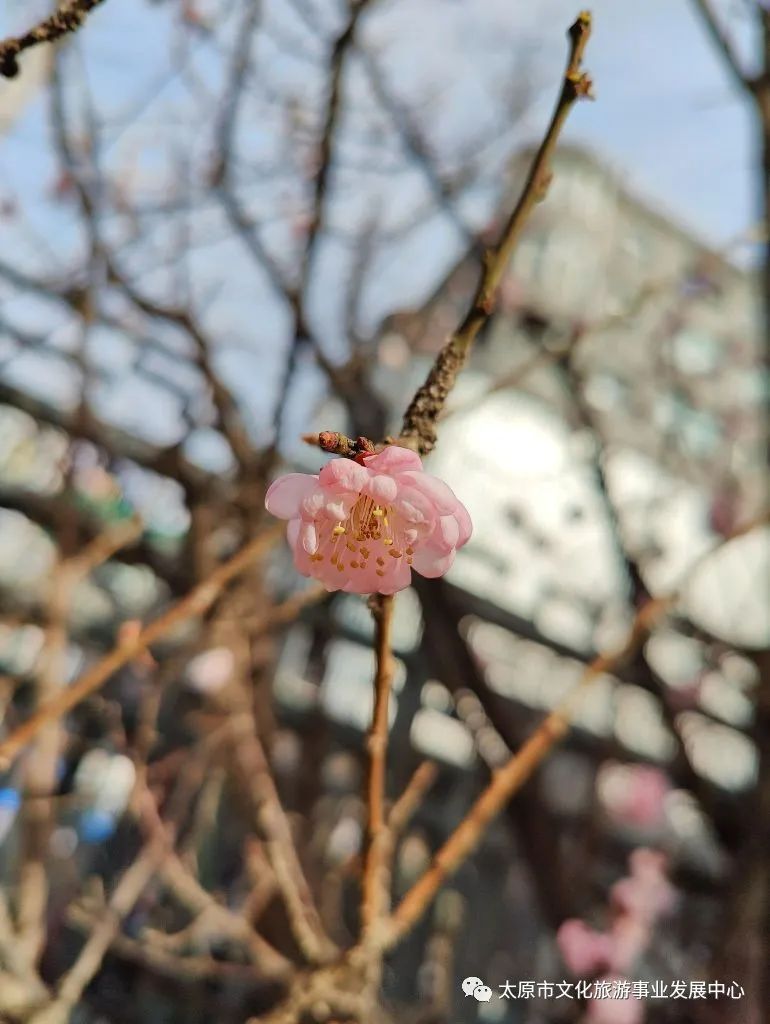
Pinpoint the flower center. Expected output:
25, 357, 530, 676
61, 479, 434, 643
310, 495, 416, 578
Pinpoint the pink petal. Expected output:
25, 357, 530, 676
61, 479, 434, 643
319, 459, 368, 492
322, 492, 358, 521
300, 521, 318, 554
316, 561, 353, 590
287, 520, 351, 589
362, 473, 398, 504
394, 486, 437, 526
399, 471, 460, 514
300, 488, 327, 520
265, 473, 319, 520
453, 502, 473, 546
556, 920, 612, 976
411, 545, 455, 578
287, 518, 301, 550
342, 562, 385, 594
364, 445, 423, 474
376, 558, 412, 595
437, 514, 460, 552
403, 526, 420, 545
287, 519, 312, 576
336, 554, 409, 595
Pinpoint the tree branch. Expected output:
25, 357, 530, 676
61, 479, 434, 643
361, 593, 396, 939
399, 11, 594, 454
691, 0, 754, 93
0, 524, 283, 770
0, 0, 107, 79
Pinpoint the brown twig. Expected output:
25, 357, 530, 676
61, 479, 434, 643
227, 705, 338, 965
398, 11, 593, 454
30, 839, 167, 1024
0, 0, 106, 79
136, 775, 293, 979
300, 0, 377, 281
337, 762, 438, 884
64, 908, 269, 988
27, 757, 209, 1024
0, 524, 282, 770
14, 517, 142, 971
388, 761, 438, 838
360, 593, 396, 939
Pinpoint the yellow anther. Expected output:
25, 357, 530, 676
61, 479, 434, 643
372, 508, 384, 517
333, 524, 345, 536
383, 538, 393, 546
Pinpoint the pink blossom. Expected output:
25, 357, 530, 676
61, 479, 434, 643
556, 919, 613, 977
607, 914, 650, 973
603, 764, 670, 829
264, 445, 472, 595
610, 851, 676, 924
628, 847, 668, 882
585, 976, 644, 1024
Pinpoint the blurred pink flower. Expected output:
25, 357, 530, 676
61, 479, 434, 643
611, 849, 676, 923
585, 976, 645, 1024
607, 914, 650, 973
556, 919, 613, 976
265, 446, 472, 595
620, 766, 670, 828
628, 847, 667, 881
558, 847, 676, 988
599, 763, 669, 829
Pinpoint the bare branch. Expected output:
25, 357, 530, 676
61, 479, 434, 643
0, 524, 283, 770
399, 11, 594, 454
691, 0, 754, 92
0, 0, 107, 79
361, 593, 396, 938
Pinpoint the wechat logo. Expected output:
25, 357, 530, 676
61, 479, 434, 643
462, 977, 493, 1002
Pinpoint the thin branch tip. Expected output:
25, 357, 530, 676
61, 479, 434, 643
0, 0, 106, 79
398, 11, 594, 454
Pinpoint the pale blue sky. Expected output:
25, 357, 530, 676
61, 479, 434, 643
1, 0, 759, 248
